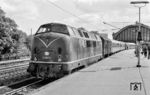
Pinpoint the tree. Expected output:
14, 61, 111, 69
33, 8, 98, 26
0, 7, 5, 17
0, 7, 30, 60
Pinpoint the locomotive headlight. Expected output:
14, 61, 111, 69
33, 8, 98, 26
44, 51, 49, 56
58, 55, 62, 62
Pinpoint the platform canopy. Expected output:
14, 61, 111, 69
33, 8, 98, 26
113, 23, 150, 43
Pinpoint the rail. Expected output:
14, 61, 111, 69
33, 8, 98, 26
0, 58, 30, 65
3, 79, 42, 95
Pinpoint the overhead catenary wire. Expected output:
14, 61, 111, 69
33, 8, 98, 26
45, 0, 130, 33
46, 0, 88, 23
103, 21, 121, 29
46, 0, 103, 30
102, 21, 137, 31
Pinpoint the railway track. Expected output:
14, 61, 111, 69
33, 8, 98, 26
0, 58, 30, 68
0, 58, 54, 95
0, 58, 30, 79
0, 77, 40, 95
0, 63, 29, 71
0, 64, 29, 78
0, 59, 30, 86
0, 77, 57, 95
2, 65, 90, 95
0, 56, 114, 94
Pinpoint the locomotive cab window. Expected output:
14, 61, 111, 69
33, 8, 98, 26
36, 27, 47, 34
36, 24, 69, 35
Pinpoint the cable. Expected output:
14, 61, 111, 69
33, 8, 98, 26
45, 0, 129, 33
103, 21, 121, 29
46, 0, 108, 32
46, 0, 92, 24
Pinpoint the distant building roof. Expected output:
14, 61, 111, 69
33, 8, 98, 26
113, 23, 150, 43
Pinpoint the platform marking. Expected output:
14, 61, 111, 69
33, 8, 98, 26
130, 82, 142, 91
138, 68, 147, 95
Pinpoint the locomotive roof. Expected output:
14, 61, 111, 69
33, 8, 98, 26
41, 23, 67, 27
37, 23, 101, 40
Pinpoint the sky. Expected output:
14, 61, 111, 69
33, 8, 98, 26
0, 0, 150, 39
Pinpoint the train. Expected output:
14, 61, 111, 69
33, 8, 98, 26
27, 23, 135, 79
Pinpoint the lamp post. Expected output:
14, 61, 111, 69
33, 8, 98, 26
130, 1, 149, 67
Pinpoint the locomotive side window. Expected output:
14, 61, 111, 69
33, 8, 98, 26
86, 40, 91, 47
92, 34, 97, 40
95, 35, 101, 40
89, 33, 96, 40
94, 34, 97, 39
67, 27, 75, 36
78, 30, 84, 37
72, 28, 80, 37
83, 32, 89, 38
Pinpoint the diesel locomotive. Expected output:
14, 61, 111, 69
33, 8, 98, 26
27, 23, 135, 79
27, 23, 103, 78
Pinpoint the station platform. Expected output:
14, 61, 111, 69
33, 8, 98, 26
32, 49, 150, 95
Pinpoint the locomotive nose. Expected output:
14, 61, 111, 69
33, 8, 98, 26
32, 33, 68, 62
36, 34, 58, 47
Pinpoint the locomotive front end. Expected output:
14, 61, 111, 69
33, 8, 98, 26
27, 23, 70, 78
